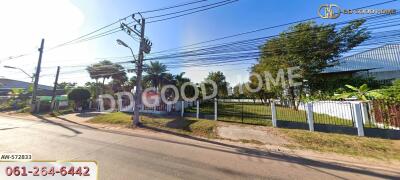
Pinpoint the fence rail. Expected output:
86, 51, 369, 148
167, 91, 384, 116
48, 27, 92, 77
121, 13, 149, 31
116, 97, 400, 139
217, 100, 272, 126
310, 101, 355, 127
275, 104, 308, 123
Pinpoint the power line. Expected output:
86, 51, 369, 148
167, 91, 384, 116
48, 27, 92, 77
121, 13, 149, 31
148, 0, 237, 24
54, 14, 398, 66
147, 0, 399, 55
48, 0, 236, 50
4, 0, 394, 62
140, 0, 208, 14
39, 23, 400, 71
147, 0, 236, 20
142, 18, 400, 62
58, 0, 237, 47
0, 0, 215, 61
3, 1, 392, 72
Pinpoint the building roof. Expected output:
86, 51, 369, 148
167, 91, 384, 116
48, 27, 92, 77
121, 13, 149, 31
323, 44, 400, 73
0, 78, 53, 90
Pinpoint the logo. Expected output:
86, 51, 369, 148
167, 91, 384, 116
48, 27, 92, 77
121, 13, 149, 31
318, 4, 341, 19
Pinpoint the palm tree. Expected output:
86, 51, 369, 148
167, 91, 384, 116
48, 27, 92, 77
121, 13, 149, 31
143, 61, 168, 90
162, 73, 175, 86
174, 72, 190, 89
86, 60, 113, 85
174, 72, 195, 100
86, 60, 126, 94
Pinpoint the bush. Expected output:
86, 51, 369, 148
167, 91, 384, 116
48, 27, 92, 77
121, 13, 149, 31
68, 88, 91, 110
309, 77, 387, 96
380, 79, 400, 101
0, 99, 29, 111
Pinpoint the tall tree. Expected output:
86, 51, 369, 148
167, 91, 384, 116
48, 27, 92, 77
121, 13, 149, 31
86, 60, 113, 85
143, 61, 169, 90
110, 63, 128, 92
252, 20, 369, 105
174, 72, 190, 89
57, 82, 77, 93
256, 20, 369, 80
84, 82, 101, 99
86, 60, 127, 94
204, 71, 228, 98
174, 72, 194, 100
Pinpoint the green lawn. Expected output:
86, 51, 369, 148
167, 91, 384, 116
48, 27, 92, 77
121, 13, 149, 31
187, 102, 353, 126
281, 128, 400, 160
89, 112, 217, 138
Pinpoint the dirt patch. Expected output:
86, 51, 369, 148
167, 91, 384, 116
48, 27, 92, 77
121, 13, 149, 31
217, 123, 289, 146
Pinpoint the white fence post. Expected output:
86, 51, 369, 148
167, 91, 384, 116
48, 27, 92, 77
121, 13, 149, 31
181, 101, 184, 117
97, 99, 101, 111
196, 100, 199, 119
271, 101, 277, 127
361, 102, 369, 124
352, 103, 365, 137
118, 98, 122, 112
214, 98, 218, 121
167, 104, 171, 112
306, 102, 314, 132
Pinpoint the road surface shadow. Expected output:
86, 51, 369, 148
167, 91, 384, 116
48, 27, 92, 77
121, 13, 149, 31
0, 127, 19, 131
33, 115, 82, 135
53, 116, 98, 130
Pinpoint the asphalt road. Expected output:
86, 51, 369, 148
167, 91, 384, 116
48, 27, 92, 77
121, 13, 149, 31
0, 115, 399, 180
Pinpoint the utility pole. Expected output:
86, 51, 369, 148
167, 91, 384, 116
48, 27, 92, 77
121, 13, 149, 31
133, 18, 145, 127
120, 14, 152, 127
31, 39, 45, 113
51, 66, 60, 112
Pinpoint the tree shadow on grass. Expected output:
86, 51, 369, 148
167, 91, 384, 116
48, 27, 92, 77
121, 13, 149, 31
165, 118, 196, 130
75, 112, 104, 118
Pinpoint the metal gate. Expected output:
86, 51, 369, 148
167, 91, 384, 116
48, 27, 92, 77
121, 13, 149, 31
217, 99, 272, 126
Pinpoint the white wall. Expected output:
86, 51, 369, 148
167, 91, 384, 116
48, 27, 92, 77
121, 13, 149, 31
298, 101, 357, 120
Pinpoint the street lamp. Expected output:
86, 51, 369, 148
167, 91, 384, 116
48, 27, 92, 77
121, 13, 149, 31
3, 65, 34, 82
117, 39, 137, 63
116, 39, 141, 126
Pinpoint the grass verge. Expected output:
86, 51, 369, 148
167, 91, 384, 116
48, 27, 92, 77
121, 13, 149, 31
89, 112, 217, 138
49, 108, 75, 117
88, 112, 400, 160
281, 128, 400, 161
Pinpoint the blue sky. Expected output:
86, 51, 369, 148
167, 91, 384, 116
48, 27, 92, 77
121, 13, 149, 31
0, 0, 398, 86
